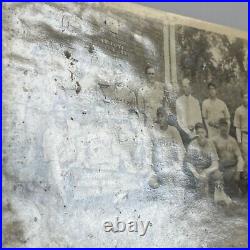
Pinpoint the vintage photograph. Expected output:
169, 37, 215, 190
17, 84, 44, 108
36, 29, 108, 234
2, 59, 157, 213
2, 2, 248, 248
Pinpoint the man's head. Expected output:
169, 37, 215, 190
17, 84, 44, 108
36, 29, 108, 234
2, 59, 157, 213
242, 92, 248, 107
156, 107, 168, 128
218, 118, 229, 137
145, 65, 155, 83
208, 82, 217, 98
195, 122, 207, 146
182, 78, 191, 96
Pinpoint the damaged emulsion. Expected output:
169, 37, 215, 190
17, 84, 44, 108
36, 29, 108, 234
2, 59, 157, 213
63, 50, 82, 94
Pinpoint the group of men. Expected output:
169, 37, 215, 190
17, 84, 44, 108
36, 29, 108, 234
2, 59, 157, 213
140, 66, 247, 204
177, 79, 247, 200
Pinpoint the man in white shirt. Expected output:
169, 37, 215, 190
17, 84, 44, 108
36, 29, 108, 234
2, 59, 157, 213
234, 93, 248, 162
234, 92, 248, 192
202, 83, 230, 138
176, 78, 202, 139
137, 66, 165, 128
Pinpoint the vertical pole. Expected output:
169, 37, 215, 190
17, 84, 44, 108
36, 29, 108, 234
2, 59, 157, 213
163, 24, 171, 85
169, 24, 178, 87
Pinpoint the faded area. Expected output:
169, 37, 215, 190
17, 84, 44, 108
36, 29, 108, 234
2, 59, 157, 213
2, 3, 247, 248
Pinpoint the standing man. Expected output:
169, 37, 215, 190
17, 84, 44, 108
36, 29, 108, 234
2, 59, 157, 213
234, 92, 248, 192
184, 122, 230, 204
137, 65, 165, 127
212, 118, 244, 195
234, 93, 248, 168
148, 107, 185, 189
176, 78, 202, 139
202, 83, 230, 138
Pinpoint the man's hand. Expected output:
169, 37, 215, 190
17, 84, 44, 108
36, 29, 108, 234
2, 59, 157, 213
201, 170, 210, 178
189, 165, 208, 181
197, 172, 208, 182
188, 165, 199, 179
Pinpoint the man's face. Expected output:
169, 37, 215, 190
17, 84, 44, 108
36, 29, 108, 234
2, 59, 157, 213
196, 128, 207, 146
220, 124, 229, 136
243, 94, 248, 107
208, 86, 217, 98
182, 82, 191, 96
146, 67, 155, 83
157, 111, 168, 127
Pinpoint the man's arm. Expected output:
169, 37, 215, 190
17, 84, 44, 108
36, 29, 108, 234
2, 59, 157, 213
150, 132, 158, 172
236, 128, 242, 144
231, 138, 244, 172
234, 108, 242, 143
237, 156, 244, 173
202, 141, 219, 176
176, 98, 190, 135
203, 160, 219, 176
186, 162, 200, 179
224, 102, 231, 126
173, 128, 186, 162
232, 139, 245, 182
202, 100, 209, 131
184, 144, 203, 180
194, 99, 203, 125
136, 89, 145, 114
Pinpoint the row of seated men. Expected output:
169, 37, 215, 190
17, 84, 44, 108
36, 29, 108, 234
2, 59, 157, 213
148, 107, 246, 206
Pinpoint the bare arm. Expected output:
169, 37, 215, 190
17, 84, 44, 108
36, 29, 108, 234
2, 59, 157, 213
186, 162, 200, 179
203, 160, 219, 176
202, 101, 209, 131
234, 140, 244, 172
174, 129, 186, 162
236, 128, 242, 144
224, 103, 231, 126
236, 155, 244, 172
234, 109, 242, 143
196, 100, 203, 124
176, 99, 190, 134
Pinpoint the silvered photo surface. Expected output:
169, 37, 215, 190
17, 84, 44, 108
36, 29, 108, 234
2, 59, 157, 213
2, 3, 248, 248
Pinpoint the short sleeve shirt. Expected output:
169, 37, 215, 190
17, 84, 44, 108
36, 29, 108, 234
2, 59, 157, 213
152, 125, 185, 166
138, 81, 165, 122
234, 105, 248, 132
202, 98, 230, 123
185, 139, 219, 169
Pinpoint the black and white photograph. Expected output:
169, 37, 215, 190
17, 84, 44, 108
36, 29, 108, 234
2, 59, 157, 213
2, 2, 248, 248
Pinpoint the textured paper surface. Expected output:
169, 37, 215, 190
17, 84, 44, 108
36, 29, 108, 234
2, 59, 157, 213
2, 3, 248, 247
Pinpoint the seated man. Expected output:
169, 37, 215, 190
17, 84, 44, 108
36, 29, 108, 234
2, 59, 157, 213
184, 123, 230, 204
148, 107, 185, 189
212, 118, 244, 196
